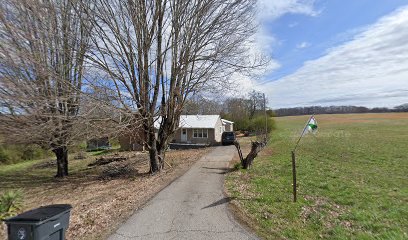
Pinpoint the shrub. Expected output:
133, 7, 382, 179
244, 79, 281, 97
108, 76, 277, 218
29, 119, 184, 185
0, 147, 10, 163
234, 118, 250, 131
248, 116, 276, 133
0, 190, 23, 219
0, 144, 50, 165
227, 113, 276, 133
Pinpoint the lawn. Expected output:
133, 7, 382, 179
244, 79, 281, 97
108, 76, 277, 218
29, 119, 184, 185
0, 147, 209, 239
226, 113, 408, 239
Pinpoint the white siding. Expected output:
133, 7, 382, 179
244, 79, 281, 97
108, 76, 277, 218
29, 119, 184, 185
214, 116, 223, 142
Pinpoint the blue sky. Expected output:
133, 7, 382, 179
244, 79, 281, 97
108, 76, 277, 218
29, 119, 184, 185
265, 0, 408, 80
239, 0, 408, 108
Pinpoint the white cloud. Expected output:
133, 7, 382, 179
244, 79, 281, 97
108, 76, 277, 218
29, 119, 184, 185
264, 6, 408, 108
258, 0, 320, 20
228, 1, 320, 97
289, 22, 299, 28
229, 73, 258, 95
230, 0, 319, 96
254, 0, 320, 53
296, 41, 310, 49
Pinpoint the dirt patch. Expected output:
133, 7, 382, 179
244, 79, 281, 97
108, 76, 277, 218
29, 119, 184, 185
301, 195, 352, 230
99, 161, 138, 179
0, 148, 210, 240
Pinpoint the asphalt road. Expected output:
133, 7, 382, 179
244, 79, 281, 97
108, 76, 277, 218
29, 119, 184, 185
108, 146, 258, 240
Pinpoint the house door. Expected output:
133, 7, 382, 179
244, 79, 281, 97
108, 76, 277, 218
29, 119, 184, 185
181, 129, 187, 142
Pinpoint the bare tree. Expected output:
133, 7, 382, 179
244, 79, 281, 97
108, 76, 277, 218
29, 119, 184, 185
0, 0, 92, 177
85, 0, 264, 173
224, 97, 251, 119
183, 95, 223, 115
248, 90, 266, 119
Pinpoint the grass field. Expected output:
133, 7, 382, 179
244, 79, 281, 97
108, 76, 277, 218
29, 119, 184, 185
226, 113, 408, 239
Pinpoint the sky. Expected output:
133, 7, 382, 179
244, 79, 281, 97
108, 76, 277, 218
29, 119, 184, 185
239, 0, 408, 109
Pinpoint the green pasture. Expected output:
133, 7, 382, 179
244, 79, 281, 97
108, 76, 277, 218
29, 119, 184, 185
226, 113, 408, 239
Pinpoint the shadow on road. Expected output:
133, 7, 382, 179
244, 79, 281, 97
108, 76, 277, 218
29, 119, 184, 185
202, 166, 237, 174
202, 197, 236, 209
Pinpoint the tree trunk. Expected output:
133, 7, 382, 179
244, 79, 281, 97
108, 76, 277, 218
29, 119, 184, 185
148, 130, 162, 174
157, 147, 165, 169
243, 141, 262, 169
234, 141, 245, 167
53, 146, 68, 178
234, 140, 266, 169
149, 148, 160, 174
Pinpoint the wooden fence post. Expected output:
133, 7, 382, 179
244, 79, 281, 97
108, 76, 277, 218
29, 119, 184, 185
291, 150, 297, 202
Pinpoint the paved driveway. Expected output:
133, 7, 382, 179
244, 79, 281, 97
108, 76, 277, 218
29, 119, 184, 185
108, 146, 258, 240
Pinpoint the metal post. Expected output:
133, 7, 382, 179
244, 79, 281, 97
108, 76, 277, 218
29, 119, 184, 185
291, 150, 297, 202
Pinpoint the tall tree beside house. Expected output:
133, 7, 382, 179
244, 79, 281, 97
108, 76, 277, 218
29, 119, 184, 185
85, 0, 265, 173
208, 89, 273, 134
248, 90, 267, 119
0, 0, 92, 177
183, 95, 224, 115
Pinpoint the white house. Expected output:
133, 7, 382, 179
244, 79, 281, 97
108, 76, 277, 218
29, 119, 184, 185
172, 115, 232, 145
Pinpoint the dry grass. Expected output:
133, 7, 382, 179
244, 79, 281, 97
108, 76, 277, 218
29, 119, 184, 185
279, 112, 408, 124
0, 148, 210, 240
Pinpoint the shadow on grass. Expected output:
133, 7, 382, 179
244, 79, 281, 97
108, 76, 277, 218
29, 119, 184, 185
0, 174, 54, 189
90, 149, 119, 156
0, 147, 154, 192
0, 169, 101, 189
0, 165, 158, 189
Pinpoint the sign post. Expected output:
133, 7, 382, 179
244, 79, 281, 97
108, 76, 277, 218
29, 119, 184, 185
291, 115, 316, 203
291, 150, 297, 202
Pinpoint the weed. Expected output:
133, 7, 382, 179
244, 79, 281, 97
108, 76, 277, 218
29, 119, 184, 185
0, 190, 23, 219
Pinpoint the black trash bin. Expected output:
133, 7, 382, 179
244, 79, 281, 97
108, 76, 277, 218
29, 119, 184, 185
3, 204, 72, 240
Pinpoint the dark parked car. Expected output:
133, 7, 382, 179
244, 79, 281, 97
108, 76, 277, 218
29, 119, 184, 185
222, 131, 236, 145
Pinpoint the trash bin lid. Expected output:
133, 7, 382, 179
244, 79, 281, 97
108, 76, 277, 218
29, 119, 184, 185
4, 204, 72, 223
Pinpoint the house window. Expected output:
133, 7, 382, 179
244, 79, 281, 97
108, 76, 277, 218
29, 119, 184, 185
193, 129, 208, 138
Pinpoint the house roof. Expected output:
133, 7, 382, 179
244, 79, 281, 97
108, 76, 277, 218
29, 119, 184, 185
221, 119, 234, 124
154, 118, 161, 129
179, 115, 221, 129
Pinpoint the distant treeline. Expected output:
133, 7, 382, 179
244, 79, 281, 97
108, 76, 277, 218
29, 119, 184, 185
274, 104, 408, 117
